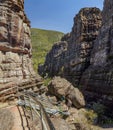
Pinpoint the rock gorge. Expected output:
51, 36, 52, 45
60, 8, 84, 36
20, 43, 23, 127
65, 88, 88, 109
0, 0, 113, 129
39, 7, 102, 81
39, 0, 113, 105
0, 0, 42, 102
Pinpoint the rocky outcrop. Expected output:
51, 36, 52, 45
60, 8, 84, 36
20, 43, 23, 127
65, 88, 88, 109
48, 76, 85, 109
0, 0, 42, 101
0, 102, 101, 130
80, 0, 113, 99
0, 0, 31, 49
39, 0, 113, 105
39, 7, 102, 86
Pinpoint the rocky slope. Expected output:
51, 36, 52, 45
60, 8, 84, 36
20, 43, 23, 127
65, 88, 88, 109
39, 0, 113, 105
0, 0, 42, 102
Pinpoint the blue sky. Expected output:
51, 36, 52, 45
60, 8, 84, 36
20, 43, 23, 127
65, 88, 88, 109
24, 0, 104, 33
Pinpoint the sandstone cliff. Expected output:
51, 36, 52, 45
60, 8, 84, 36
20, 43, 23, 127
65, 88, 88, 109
39, 0, 113, 105
80, 0, 113, 100
0, 0, 42, 101
39, 7, 102, 85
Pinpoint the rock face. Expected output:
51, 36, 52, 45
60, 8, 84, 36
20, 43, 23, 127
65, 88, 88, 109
39, 0, 113, 104
0, 0, 42, 101
80, 0, 113, 98
39, 7, 102, 86
0, 0, 31, 49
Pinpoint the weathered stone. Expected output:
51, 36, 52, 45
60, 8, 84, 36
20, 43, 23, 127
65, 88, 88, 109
48, 76, 85, 108
66, 108, 101, 130
51, 118, 70, 130
0, 0, 42, 102
39, 7, 102, 86
80, 0, 113, 100
39, 0, 113, 106
0, 0, 30, 48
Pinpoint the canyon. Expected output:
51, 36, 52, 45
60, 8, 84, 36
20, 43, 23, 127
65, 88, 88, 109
39, 0, 113, 106
0, 0, 113, 129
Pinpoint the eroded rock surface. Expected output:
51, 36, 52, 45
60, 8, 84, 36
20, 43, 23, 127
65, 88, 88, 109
39, 7, 102, 86
0, 0, 31, 49
0, 0, 42, 101
39, 0, 113, 105
80, 0, 113, 99
48, 76, 85, 109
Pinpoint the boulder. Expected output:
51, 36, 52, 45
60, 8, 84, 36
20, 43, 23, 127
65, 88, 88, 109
48, 76, 85, 109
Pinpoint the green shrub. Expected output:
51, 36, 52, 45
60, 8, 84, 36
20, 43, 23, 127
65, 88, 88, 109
85, 109, 98, 124
43, 77, 52, 86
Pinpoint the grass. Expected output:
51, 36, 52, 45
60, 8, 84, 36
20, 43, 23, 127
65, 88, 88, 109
31, 28, 64, 71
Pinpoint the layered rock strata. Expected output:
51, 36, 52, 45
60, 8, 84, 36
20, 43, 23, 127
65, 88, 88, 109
39, 7, 102, 86
0, 0, 42, 101
80, 0, 113, 99
39, 0, 113, 105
